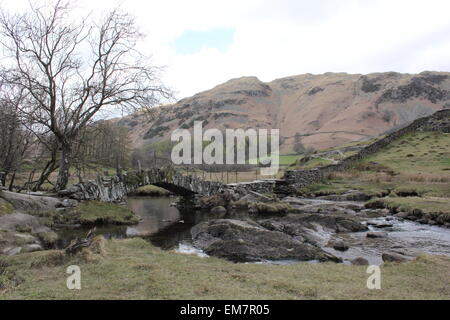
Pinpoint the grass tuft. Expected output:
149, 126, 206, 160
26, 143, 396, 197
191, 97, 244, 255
0, 198, 14, 216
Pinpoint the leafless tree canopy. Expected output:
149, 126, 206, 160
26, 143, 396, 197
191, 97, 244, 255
0, 0, 172, 190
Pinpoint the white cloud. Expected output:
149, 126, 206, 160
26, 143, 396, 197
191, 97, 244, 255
2, 0, 450, 99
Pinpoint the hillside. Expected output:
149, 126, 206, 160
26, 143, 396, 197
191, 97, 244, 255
292, 109, 450, 173
295, 110, 450, 227
115, 71, 450, 153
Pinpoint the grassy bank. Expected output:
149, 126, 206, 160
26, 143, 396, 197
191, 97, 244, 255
299, 179, 450, 198
38, 201, 139, 226
132, 185, 171, 197
1, 238, 449, 300
362, 132, 450, 175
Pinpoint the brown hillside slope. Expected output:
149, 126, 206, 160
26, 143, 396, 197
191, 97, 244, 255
115, 71, 450, 153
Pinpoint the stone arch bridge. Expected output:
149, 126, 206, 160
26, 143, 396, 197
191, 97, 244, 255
58, 167, 284, 202
59, 109, 450, 202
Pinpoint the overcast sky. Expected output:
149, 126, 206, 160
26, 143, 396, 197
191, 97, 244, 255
3, 0, 450, 100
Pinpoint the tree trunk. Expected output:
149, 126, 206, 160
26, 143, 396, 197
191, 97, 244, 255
0, 172, 6, 187
31, 159, 58, 192
8, 171, 16, 191
56, 144, 72, 191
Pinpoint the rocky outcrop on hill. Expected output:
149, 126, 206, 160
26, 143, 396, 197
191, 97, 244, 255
376, 75, 448, 105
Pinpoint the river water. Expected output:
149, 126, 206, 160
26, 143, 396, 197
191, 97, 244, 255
56, 197, 228, 251
56, 196, 450, 265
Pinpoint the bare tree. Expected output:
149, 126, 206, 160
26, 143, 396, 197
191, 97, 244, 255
25, 133, 60, 192
70, 121, 132, 181
0, 0, 172, 190
0, 82, 32, 189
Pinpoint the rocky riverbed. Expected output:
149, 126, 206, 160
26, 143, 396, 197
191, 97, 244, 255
2, 189, 450, 267
182, 194, 450, 265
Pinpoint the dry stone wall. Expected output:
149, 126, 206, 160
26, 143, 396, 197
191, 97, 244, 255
285, 109, 450, 188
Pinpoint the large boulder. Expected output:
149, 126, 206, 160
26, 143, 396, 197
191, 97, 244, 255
258, 214, 367, 247
0, 190, 61, 213
0, 212, 51, 234
0, 211, 52, 256
260, 214, 368, 234
191, 219, 341, 263
328, 239, 349, 252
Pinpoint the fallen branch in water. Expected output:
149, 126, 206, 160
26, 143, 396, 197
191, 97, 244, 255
65, 227, 97, 256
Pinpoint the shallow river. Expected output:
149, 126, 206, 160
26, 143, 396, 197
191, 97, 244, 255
56, 196, 450, 265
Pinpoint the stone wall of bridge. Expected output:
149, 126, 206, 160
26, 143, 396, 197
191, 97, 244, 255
57, 168, 279, 201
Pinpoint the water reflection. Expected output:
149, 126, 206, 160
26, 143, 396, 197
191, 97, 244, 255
138, 198, 230, 249
54, 196, 231, 250
126, 197, 182, 237
128, 197, 254, 250
54, 197, 450, 266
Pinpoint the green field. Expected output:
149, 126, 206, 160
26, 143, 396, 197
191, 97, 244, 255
363, 132, 450, 175
1, 238, 449, 300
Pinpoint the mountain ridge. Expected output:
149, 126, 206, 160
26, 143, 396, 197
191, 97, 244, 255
115, 71, 450, 153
